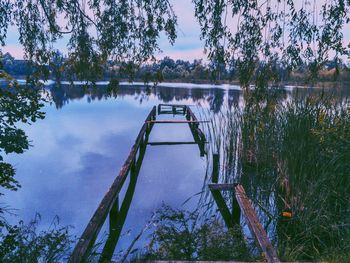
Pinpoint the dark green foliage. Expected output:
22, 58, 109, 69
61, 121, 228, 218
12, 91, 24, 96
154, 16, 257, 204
2, 0, 350, 84
0, 0, 12, 46
0, 214, 74, 262
141, 205, 253, 261
0, 0, 177, 81
193, 0, 350, 86
0, 71, 45, 191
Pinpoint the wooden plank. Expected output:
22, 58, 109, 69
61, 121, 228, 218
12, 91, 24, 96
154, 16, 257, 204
234, 184, 280, 263
148, 141, 198, 146
211, 153, 220, 183
158, 103, 187, 108
69, 106, 156, 263
146, 120, 209, 124
158, 110, 185, 115
100, 138, 148, 262
187, 118, 206, 156
208, 183, 236, 191
149, 261, 256, 263
148, 261, 324, 263
185, 106, 197, 119
210, 189, 236, 228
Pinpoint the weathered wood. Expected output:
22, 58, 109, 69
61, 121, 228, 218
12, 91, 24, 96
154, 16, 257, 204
187, 121, 206, 156
69, 106, 156, 263
148, 261, 323, 263
109, 197, 119, 233
148, 141, 198, 146
149, 261, 253, 263
185, 106, 198, 122
146, 120, 209, 124
158, 104, 186, 115
158, 110, 185, 115
100, 138, 148, 262
184, 105, 206, 156
234, 184, 280, 263
210, 189, 236, 228
158, 103, 187, 108
211, 153, 220, 183
70, 104, 208, 262
208, 183, 236, 191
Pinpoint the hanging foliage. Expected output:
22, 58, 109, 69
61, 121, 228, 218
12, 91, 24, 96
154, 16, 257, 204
0, 0, 177, 81
192, 0, 350, 87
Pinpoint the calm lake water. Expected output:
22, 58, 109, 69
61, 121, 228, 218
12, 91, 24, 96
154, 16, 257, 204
2, 83, 349, 260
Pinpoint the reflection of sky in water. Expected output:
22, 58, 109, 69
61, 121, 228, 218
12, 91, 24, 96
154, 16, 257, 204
3, 85, 222, 256
3, 84, 346, 259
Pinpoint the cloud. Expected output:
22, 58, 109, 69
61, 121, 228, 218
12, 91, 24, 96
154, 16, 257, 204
2, 45, 24, 58
156, 48, 206, 61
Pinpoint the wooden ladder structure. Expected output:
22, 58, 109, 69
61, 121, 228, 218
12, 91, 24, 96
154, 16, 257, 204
209, 153, 280, 263
69, 104, 206, 262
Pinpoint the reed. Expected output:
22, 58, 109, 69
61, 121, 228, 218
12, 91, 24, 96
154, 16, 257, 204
203, 91, 350, 261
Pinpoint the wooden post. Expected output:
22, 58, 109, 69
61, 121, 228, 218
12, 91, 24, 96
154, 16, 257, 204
234, 184, 280, 263
109, 197, 119, 233
232, 191, 241, 225
212, 153, 219, 183
210, 189, 235, 228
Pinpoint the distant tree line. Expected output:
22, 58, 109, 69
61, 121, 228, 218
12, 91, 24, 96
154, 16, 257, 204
1, 51, 350, 84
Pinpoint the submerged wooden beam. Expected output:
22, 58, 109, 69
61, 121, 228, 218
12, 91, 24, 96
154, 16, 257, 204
100, 138, 148, 262
234, 184, 280, 263
185, 106, 206, 156
69, 106, 156, 263
210, 189, 236, 228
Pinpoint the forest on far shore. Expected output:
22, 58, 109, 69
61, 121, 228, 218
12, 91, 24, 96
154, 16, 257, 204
1, 51, 350, 85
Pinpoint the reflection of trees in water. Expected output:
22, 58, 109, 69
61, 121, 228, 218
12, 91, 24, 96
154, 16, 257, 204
49, 84, 233, 111
207, 89, 225, 113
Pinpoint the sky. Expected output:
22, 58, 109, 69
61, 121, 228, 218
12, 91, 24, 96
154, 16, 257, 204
2, 0, 206, 61
2, 0, 350, 62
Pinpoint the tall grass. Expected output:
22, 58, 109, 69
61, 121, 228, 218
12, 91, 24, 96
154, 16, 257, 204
203, 91, 350, 261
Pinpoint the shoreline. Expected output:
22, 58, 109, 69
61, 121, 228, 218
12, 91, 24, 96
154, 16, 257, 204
1, 77, 349, 90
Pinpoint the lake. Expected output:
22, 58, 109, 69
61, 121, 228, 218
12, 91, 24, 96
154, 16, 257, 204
2, 83, 349, 261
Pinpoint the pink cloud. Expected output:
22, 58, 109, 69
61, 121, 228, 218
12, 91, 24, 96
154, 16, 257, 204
2, 45, 24, 59
156, 48, 207, 62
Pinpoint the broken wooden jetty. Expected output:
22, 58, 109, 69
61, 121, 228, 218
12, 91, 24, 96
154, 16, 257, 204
69, 104, 205, 262
209, 153, 280, 263
69, 104, 280, 263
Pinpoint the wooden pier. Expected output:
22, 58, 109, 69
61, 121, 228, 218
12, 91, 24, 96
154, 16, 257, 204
69, 104, 206, 262
69, 104, 281, 262
209, 154, 280, 263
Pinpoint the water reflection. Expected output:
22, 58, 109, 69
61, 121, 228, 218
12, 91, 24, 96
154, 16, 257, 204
3, 83, 349, 261
49, 84, 240, 111
49, 83, 350, 112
